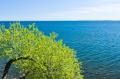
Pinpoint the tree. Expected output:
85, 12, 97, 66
0, 22, 84, 79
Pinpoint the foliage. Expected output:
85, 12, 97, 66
0, 22, 84, 79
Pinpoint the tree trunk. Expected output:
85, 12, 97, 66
1, 56, 34, 79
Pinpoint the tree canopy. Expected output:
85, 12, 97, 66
0, 22, 84, 79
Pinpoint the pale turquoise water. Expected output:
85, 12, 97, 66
1, 21, 120, 79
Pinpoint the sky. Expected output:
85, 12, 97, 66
0, 0, 120, 20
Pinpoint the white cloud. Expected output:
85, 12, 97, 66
41, 3, 120, 20
1, 0, 120, 20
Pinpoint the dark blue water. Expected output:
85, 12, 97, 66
1, 21, 120, 79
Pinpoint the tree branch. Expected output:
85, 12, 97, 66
2, 56, 34, 79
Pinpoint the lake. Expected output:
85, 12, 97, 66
1, 21, 120, 79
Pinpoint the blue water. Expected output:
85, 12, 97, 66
1, 21, 120, 79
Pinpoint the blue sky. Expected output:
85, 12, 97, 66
0, 0, 120, 20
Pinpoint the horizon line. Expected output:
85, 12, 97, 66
1, 20, 120, 21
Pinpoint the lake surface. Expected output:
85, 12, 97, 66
1, 21, 120, 79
